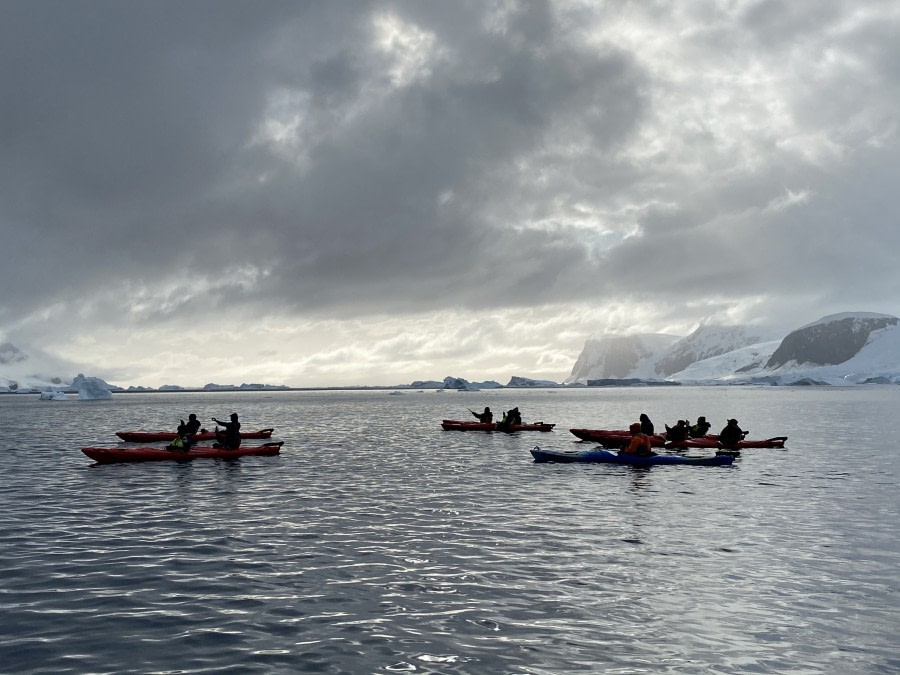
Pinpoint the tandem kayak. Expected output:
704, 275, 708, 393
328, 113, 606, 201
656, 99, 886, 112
115, 428, 275, 443
666, 436, 787, 449
442, 419, 556, 432
530, 447, 734, 466
569, 429, 667, 447
82, 441, 284, 464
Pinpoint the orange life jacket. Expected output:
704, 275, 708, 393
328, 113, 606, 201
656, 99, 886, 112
623, 433, 652, 456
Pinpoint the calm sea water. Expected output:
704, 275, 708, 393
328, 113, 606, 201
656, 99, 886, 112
1, 387, 898, 674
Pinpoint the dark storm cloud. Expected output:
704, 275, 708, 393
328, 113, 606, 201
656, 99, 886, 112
1, 0, 649, 327
1, 0, 899, 344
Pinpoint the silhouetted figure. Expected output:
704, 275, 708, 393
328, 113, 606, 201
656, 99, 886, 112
212, 413, 241, 450
665, 419, 690, 443
177, 413, 201, 438
470, 407, 493, 423
718, 419, 745, 449
690, 416, 711, 438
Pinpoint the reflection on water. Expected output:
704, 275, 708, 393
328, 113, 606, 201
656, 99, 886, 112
1, 387, 899, 673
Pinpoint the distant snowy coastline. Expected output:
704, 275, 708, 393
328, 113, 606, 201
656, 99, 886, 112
4, 312, 900, 391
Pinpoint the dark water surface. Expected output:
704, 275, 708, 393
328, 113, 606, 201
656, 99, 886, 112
1, 387, 898, 673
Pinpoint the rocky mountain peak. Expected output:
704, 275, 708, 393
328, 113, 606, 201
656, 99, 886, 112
765, 313, 899, 369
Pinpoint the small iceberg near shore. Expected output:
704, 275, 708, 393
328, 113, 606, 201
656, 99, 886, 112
39, 389, 68, 401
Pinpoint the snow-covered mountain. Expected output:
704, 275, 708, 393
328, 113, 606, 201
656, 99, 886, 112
653, 325, 771, 377
565, 333, 681, 383
764, 313, 897, 370
569, 312, 900, 385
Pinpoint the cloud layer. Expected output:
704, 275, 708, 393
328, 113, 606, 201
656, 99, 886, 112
2, 1, 898, 386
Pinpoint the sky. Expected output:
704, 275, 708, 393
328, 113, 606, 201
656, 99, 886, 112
1, 0, 899, 388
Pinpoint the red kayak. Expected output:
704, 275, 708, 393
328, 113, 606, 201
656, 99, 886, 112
115, 428, 274, 443
570, 428, 787, 449
569, 429, 667, 447
442, 419, 556, 432
666, 436, 787, 449
82, 441, 284, 464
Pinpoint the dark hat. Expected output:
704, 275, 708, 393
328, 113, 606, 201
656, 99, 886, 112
629, 422, 642, 432
230, 413, 239, 420
698, 416, 706, 422
727, 418, 737, 424
188, 413, 197, 419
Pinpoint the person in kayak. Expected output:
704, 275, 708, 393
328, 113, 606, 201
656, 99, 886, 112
621, 422, 654, 457
212, 413, 242, 450
690, 416, 712, 438
718, 419, 745, 449
470, 407, 493, 423
664, 419, 690, 443
497, 407, 522, 431
177, 413, 201, 438
509, 407, 522, 424
166, 413, 201, 452
639, 413, 654, 435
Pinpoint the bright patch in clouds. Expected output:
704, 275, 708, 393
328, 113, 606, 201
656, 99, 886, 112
1, 1, 899, 387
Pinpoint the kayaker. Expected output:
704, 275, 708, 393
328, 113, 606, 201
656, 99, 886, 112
690, 416, 711, 438
166, 436, 190, 453
502, 407, 522, 425
167, 413, 201, 452
497, 407, 522, 431
470, 407, 493, 423
639, 413, 654, 435
664, 419, 690, 443
212, 413, 242, 450
177, 413, 201, 438
621, 422, 654, 457
718, 419, 745, 448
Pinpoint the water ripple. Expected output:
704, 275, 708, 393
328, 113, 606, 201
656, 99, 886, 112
1, 388, 899, 672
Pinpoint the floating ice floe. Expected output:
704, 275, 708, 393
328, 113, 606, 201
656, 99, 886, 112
39, 390, 69, 401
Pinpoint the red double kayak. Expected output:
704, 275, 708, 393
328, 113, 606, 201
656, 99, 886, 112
666, 436, 787, 449
442, 419, 556, 432
569, 429, 667, 446
115, 428, 274, 442
82, 441, 284, 464
570, 428, 787, 449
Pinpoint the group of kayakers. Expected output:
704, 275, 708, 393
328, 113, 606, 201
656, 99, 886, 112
622, 413, 746, 457
168, 412, 242, 452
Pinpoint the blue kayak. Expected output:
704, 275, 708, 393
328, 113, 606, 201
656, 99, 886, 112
530, 447, 734, 466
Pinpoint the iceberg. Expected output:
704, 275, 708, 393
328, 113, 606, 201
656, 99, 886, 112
39, 390, 69, 400
72, 373, 113, 400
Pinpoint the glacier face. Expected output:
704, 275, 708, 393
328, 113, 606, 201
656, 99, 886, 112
565, 333, 681, 383
568, 313, 900, 385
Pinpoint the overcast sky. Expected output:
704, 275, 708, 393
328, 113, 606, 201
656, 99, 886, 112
1, 0, 898, 387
